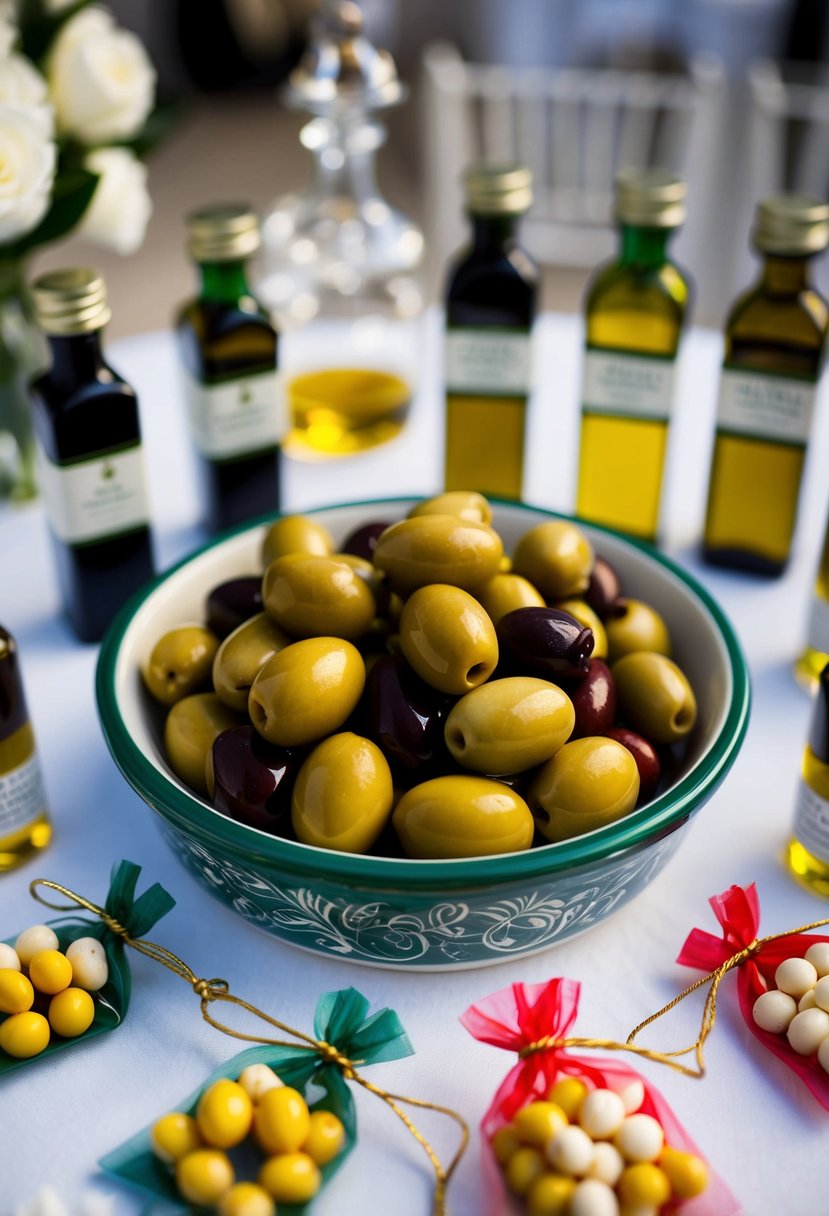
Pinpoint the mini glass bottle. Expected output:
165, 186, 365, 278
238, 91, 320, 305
702, 196, 829, 576
786, 659, 829, 897
444, 164, 538, 500
29, 270, 155, 643
576, 169, 690, 542
0, 624, 51, 871
176, 205, 282, 533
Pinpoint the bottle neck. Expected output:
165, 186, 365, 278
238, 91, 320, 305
759, 253, 812, 297
198, 259, 252, 305
619, 224, 673, 268
470, 214, 521, 252
46, 330, 106, 385
304, 115, 383, 205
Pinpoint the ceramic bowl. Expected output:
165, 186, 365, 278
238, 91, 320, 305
96, 499, 750, 970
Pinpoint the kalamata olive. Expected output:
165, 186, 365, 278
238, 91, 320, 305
612, 652, 696, 744
528, 737, 640, 842
567, 659, 617, 739
366, 655, 453, 777
407, 491, 492, 524
475, 572, 545, 625
605, 598, 671, 661
340, 520, 390, 562
291, 733, 393, 853
143, 624, 220, 706
585, 557, 623, 618
164, 693, 243, 795
248, 638, 365, 747
496, 607, 594, 680
554, 599, 608, 659
261, 514, 334, 566
213, 612, 290, 713
205, 577, 264, 640
444, 677, 574, 774
262, 554, 376, 641
605, 726, 661, 803
399, 584, 498, 694
512, 520, 594, 599
373, 515, 503, 596
393, 775, 535, 858
208, 725, 299, 833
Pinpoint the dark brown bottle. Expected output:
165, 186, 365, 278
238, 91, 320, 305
29, 269, 155, 643
176, 204, 282, 533
0, 624, 51, 870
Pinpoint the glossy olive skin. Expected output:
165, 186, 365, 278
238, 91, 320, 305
512, 521, 594, 599
475, 572, 545, 625
612, 652, 697, 744
393, 775, 535, 858
444, 677, 574, 774
291, 733, 393, 853
399, 584, 499, 694
262, 554, 376, 641
209, 725, 300, 833
248, 637, 365, 747
605, 726, 661, 803
567, 659, 617, 739
585, 556, 623, 619
341, 520, 391, 562
205, 577, 264, 639
366, 654, 453, 778
144, 625, 220, 706
605, 598, 671, 662
331, 552, 385, 597
372, 515, 503, 596
555, 599, 608, 659
164, 693, 242, 795
529, 737, 640, 842
212, 612, 290, 713
408, 491, 492, 524
496, 607, 594, 680
261, 514, 334, 566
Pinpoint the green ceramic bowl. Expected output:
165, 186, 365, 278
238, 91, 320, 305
96, 499, 750, 970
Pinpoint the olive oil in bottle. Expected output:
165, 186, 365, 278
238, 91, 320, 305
576, 170, 690, 541
0, 625, 51, 871
444, 165, 538, 500
703, 196, 829, 576
177, 204, 282, 532
786, 660, 829, 897
29, 270, 155, 644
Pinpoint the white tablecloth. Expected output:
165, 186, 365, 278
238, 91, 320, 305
3, 311, 829, 1216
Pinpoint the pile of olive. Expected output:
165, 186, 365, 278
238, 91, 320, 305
142, 492, 698, 860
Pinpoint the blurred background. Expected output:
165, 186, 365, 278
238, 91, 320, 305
33, 0, 829, 336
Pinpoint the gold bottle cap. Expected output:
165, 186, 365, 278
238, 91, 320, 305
186, 203, 261, 262
753, 195, 829, 256
463, 164, 533, 217
31, 268, 110, 336
614, 168, 687, 228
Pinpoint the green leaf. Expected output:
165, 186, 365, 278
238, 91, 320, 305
18, 0, 92, 63
10, 169, 99, 257
115, 98, 183, 160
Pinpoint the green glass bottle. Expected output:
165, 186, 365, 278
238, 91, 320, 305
786, 660, 829, 897
0, 624, 51, 871
576, 170, 690, 542
703, 196, 829, 576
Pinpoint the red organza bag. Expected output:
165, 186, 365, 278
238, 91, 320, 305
461, 977, 739, 1216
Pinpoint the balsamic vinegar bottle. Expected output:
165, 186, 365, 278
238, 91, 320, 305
0, 624, 51, 871
786, 660, 829, 897
176, 204, 283, 532
29, 269, 155, 643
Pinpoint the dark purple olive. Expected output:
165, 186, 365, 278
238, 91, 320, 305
496, 607, 594, 680
568, 659, 617, 738
585, 557, 624, 619
605, 726, 661, 802
205, 577, 264, 639
366, 654, 454, 777
210, 725, 300, 833
341, 521, 392, 562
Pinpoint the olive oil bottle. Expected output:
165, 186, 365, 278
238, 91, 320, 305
786, 659, 829, 897
29, 270, 155, 644
444, 165, 538, 500
703, 196, 829, 575
177, 204, 282, 532
0, 625, 51, 871
576, 170, 690, 541
796, 518, 829, 690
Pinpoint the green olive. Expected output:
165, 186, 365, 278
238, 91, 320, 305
605, 598, 671, 661
372, 515, 503, 596
444, 677, 574, 774
407, 491, 492, 525
143, 624, 220, 706
291, 733, 393, 853
393, 775, 535, 858
512, 521, 594, 599
529, 737, 640, 842
260, 514, 334, 567
212, 612, 290, 713
612, 651, 697, 744
555, 599, 608, 659
331, 552, 385, 597
248, 637, 365, 747
399, 583, 498, 694
475, 572, 545, 625
164, 693, 242, 796
262, 554, 376, 641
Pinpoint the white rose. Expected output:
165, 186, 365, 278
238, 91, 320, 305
0, 7, 16, 59
0, 103, 56, 243
79, 146, 151, 255
47, 6, 155, 144
0, 55, 52, 134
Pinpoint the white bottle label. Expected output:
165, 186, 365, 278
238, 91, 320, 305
182, 367, 285, 460
582, 349, 675, 420
793, 778, 829, 864
36, 442, 150, 546
807, 595, 829, 657
445, 329, 531, 396
0, 751, 47, 837
715, 368, 817, 445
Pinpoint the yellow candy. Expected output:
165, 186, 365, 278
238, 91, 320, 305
258, 1151, 321, 1204
28, 949, 72, 995
175, 1149, 235, 1205
513, 1100, 569, 1147
527, 1172, 577, 1216
254, 1085, 311, 1154
303, 1109, 346, 1165
505, 1146, 546, 1196
659, 1145, 709, 1198
196, 1078, 254, 1149
491, 1124, 521, 1165
618, 1162, 672, 1207
547, 1077, 588, 1120
0, 1010, 50, 1058
150, 1112, 203, 1163
0, 968, 34, 1014
48, 987, 95, 1037
218, 1182, 276, 1216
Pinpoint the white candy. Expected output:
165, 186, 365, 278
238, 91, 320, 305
578, 1088, 626, 1140
15, 924, 59, 966
753, 989, 797, 1032
0, 943, 21, 971
585, 1141, 625, 1186
786, 1007, 829, 1055
805, 942, 829, 978
547, 1124, 595, 1176
814, 975, 829, 1013
799, 990, 817, 1012
610, 1078, 644, 1114
569, 1178, 620, 1216
775, 956, 818, 998
818, 1035, 829, 1074
65, 937, 109, 991
613, 1114, 664, 1163
238, 1063, 283, 1102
